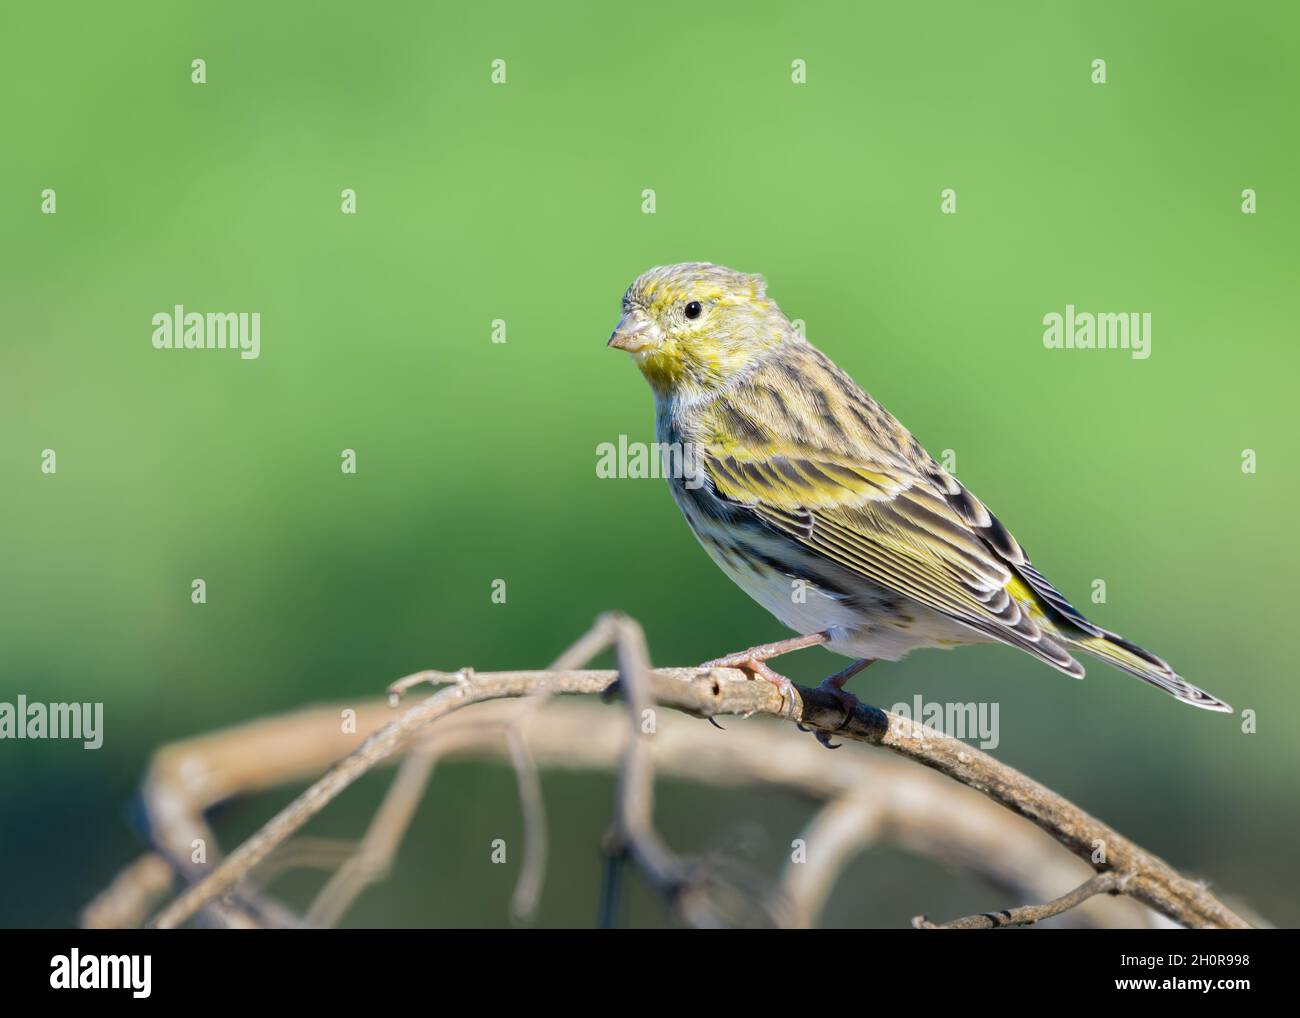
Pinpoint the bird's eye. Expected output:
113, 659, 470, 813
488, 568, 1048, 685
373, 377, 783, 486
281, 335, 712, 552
684, 301, 702, 320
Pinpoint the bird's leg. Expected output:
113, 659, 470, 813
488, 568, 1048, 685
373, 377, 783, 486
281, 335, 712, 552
812, 658, 875, 749
702, 631, 829, 669
701, 632, 829, 717
818, 657, 873, 707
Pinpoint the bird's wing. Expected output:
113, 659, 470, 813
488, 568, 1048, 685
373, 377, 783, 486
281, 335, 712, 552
693, 352, 1086, 675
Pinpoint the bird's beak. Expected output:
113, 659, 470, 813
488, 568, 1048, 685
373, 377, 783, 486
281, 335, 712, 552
607, 312, 659, 354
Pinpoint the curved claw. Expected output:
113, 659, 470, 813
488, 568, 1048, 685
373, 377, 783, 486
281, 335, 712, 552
815, 730, 842, 750
816, 684, 860, 732
707, 716, 726, 730
780, 689, 800, 720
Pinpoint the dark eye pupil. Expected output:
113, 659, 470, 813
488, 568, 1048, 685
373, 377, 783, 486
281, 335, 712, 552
685, 301, 702, 319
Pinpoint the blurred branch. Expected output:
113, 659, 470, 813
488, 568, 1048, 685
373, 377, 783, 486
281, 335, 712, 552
90, 696, 1164, 929
82, 853, 174, 930
100, 614, 1249, 930
569, 613, 700, 924
777, 794, 884, 926
303, 738, 440, 927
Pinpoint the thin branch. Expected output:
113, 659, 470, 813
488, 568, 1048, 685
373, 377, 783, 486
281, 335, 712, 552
248, 838, 355, 883
914, 872, 1125, 929
605, 615, 687, 896
330, 617, 610, 927
504, 727, 547, 921
304, 740, 440, 927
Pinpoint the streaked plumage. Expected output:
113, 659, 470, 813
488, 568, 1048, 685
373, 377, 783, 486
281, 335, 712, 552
608, 262, 1230, 713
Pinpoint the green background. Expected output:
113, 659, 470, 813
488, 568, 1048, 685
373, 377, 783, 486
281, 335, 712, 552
2, 0, 1296, 927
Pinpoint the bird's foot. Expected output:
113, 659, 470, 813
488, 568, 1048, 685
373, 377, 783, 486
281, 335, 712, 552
708, 656, 800, 718
808, 658, 874, 749
811, 682, 861, 748
701, 633, 827, 720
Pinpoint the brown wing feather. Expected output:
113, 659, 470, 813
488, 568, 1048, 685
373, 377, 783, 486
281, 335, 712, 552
691, 345, 1085, 676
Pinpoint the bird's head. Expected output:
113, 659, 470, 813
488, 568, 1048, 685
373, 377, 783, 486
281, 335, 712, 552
608, 262, 794, 396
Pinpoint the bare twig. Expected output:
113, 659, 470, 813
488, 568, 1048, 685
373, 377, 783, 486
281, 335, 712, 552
914, 873, 1125, 929
504, 727, 547, 920
300, 618, 609, 928
304, 740, 440, 927
604, 615, 688, 899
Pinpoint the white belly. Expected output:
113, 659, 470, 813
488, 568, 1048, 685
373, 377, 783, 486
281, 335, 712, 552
689, 514, 986, 663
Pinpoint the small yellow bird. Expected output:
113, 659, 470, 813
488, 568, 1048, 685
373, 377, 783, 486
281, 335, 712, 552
608, 263, 1230, 738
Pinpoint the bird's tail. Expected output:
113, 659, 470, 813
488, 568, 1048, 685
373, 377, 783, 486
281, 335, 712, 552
1071, 629, 1232, 713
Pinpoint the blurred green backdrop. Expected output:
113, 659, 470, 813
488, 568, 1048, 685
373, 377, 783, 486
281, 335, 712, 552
2, 0, 1296, 927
